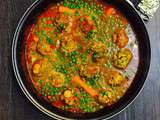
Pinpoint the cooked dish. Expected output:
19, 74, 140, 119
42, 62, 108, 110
24, 0, 139, 113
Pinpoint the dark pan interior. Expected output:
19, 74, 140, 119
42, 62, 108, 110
12, 0, 151, 119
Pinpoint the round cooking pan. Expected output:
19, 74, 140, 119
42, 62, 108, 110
12, 0, 151, 119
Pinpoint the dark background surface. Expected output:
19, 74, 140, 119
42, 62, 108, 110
0, 0, 160, 120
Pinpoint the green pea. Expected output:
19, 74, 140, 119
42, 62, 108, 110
46, 37, 54, 44
71, 55, 74, 59
66, 76, 71, 83
44, 93, 47, 97
63, 69, 68, 74
63, 2, 68, 7
92, 16, 96, 20
87, 30, 93, 38
92, 53, 97, 59
63, 11, 68, 15
75, 5, 80, 9
54, 34, 58, 38
72, 58, 76, 63
83, 2, 87, 7
70, 0, 75, 2
69, 62, 73, 66
48, 24, 53, 28
71, 51, 77, 56
41, 18, 46, 23
107, 62, 112, 68
75, 10, 79, 16
86, 49, 91, 54
38, 79, 43, 85
60, 23, 64, 29
41, 30, 46, 35
69, 4, 74, 9
75, 67, 79, 71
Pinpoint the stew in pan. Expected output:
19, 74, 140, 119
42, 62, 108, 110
24, 0, 139, 113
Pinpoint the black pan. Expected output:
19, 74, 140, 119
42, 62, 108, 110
12, 0, 151, 119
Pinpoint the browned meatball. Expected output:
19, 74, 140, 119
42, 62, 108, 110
48, 70, 65, 88
91, 41, 107, 53
63, 90, 77, 106
108, 71, 126, 86
61, 34, 78, 53
113, 29, 129, 48
80, 64, 100, 78
98, 90, 116, 105
36, 40, 52, 55
32, 59, 52, 76
112, 48, 132, 69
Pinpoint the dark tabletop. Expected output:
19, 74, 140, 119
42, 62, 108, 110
0, 0, 160, 120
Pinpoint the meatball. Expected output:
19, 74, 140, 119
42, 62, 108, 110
64, 90, 73, 98
54, 11, 73, 33
92, 52, 108, 64
57, 11, 72, 24
36, 40, 52, 55
80, 64, 100, 78
113, 29, 129, 48
61, 34, 78, 53
32, 59, 52, 76
91, 41, 108, 64
91, 41, 107, 53
48, 71, 65, 88
80, 16, 94, 34
108, 71, 126, 86
32, 63, 40, 74
63, 90, 77, 106
112, 48, 132, 69
98, 90, 116, 105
